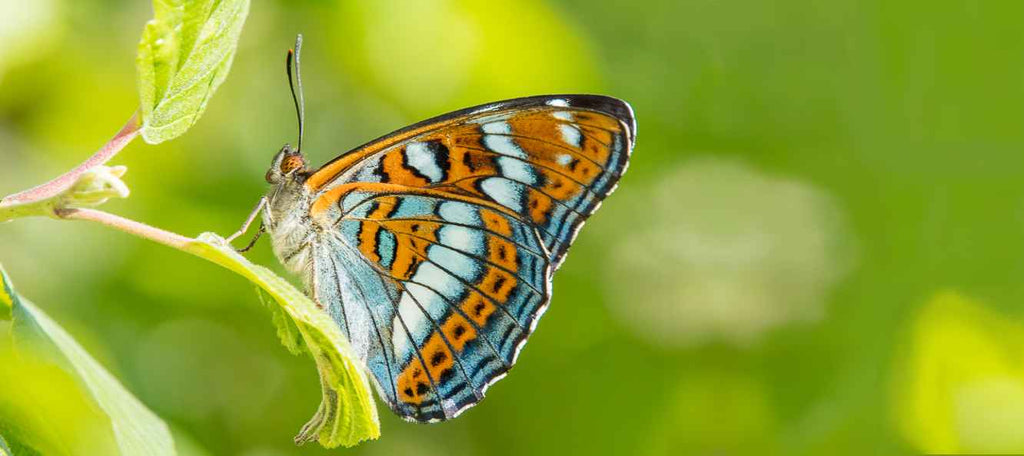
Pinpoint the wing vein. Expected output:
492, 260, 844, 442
440, 175, 595, 221
402, 277, 514, 369
333, 236, 447, 415
398, 246, 528, 332
453, 133, 609, 169
325, 250, 399, 404
322, 245, 353, 346
444, 143, 605, 196
402, 287, 484, 398
377, 224, 547, 298
345, 215, 547, 258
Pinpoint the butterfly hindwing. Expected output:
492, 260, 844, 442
304, 95, 635, 421
312, 188, 549, 420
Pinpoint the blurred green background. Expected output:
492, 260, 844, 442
3, 0, 1024, 454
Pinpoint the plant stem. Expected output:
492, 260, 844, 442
1, 113, 141, 206
57, 208, 192, 250
0, 198, 55, 222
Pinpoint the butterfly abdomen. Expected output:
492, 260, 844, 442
265, 182, 317, 278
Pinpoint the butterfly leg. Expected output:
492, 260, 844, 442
236, 223, 266, 253
226, 197, 267, 251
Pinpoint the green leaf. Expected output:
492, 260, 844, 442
255, 287, 306, 356
136, 0, 250, 144
0, 432, 41, 456
0, 265, 177, 455
186, 233, 380, 448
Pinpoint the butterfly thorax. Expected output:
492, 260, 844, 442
263, 146, 316, 278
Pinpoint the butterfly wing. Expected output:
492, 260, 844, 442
305, 95, 635, 421
312, 190, 549, 421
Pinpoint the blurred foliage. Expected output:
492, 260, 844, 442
0, 266, 174, 455
0, 434, 12, 456
2, 0, 1024, 454
894, 292, 1024, 453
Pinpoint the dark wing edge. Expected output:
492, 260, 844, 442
314, 94, 637, 178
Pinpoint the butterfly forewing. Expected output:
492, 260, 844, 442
304, 95, 635, 421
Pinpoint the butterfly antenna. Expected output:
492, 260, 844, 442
286, 34, 305, 153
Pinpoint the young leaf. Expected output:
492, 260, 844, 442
0, 165, 130, 223
186, 234, 381, 448
136, 0, 250, 144
0, 265, 177, 456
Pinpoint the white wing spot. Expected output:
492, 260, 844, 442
547, 99, 569, 107
439, 225, 485, 255
412, 262, 462, 302
553, 111, 573, 121
482, 121, 512, 134
427, 245, 480, 281
406, 282, 449, 320
442, 399, 459, 417
497, 156, 537, 185
559, 124, 582, 148
557, 153, 573, 166
393, 293, 428, 359
484, 135, 527, 159
481, 177, 523, 210
405, 142, 444, 182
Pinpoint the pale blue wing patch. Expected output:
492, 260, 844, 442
479, 177, 525, 212
437, 225, 487, 256
438, 201, 481, 225
326, 192, 553, 421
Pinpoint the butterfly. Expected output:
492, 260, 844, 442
229, 36, 636, 422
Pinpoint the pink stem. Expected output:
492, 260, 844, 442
58, 208, 192, 250
2, 112, 141, 205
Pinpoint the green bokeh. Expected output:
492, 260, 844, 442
3, 0, 1024, 454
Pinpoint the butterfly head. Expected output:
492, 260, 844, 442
265, 35, 309, 185
265, 144, 307, 184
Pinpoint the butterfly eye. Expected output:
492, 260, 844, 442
279, 154, 306, 174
